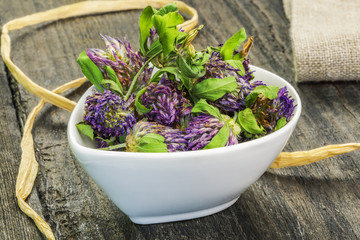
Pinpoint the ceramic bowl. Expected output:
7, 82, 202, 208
67, 66, 302, 224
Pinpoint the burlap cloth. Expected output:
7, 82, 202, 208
284, 0, 360, 82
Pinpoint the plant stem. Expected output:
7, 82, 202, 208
99, 143, 127, 151
124, 51, 161, 100
233, 111, 238, 121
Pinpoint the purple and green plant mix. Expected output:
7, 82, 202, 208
75, 3, 296, 153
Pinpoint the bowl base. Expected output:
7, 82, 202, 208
129, 196, 240, 224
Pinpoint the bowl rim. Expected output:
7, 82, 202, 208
68, 65, 302, 159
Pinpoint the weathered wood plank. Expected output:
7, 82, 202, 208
0, 49, 44, 239
1, 0, 359, 239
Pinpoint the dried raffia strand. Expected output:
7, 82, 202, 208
271, 143, 360, 169
17, 78, 86, 240
1, 28, 78, 111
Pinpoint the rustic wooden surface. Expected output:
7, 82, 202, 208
1, 0, 359, 239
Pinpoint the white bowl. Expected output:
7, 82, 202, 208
67, 66, 302, 224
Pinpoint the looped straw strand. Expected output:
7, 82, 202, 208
16, 78, 86, 240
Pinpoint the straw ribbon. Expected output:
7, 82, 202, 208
271, 143, 360, 168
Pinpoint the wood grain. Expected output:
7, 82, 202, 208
0, 51, 43, 239
1, 0, 359, 239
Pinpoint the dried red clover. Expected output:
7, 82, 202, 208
75, 3, 295, 152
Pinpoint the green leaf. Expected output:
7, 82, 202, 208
225, 59, 245, 76
191, 99, 222, 119
149, 67, 182, 83
139, 133, 165, 144
191, 76, 237, 101
192, 52, 210, 66
177, 55, 206, 79
103, 65, 117, 82
254, 85, 279, 99
100, 79, 123, 96
177, 30, 188, 45
136, 142, 168, 152
246, 85, 279, 107
220, 28, 247, 60
139, 6, 157, 54
76, 50, 104, 92
136, 133, 168, 152
245, 93, 258, 108
146, 39, 163, 57
76, 123, 94, 140
206, 46, 222, 55
102, 65, 124, 95
232, 52, 244, 61
237, 108, 266, 135
182, 76, 193, 92
149, 66, 193, 91
204, 124, 230, 149
153, 12, 184, 57
135, 87, 152, 114
275, 117, 287, 131
155, 3, 178, 16
118, 134, 126, 144
103, 65, 123, 91
155, 11, 183, 27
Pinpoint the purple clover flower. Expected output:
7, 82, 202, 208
242, 58, 254, 82
86, 35, 152, 92
184, 114, 238, 151
251, 86, 295, 133
141, 77, 191, 126
272, 87, 296, 122
126, 121, 187, 152
200, 51, 262, 112
83, 89, 136, 143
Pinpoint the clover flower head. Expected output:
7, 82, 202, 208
272, 87, 296, 121
141, 77, 191, 126
201, 51, 261, 112
126, 121, 187, 152
251, 86, 295, 132
86, 35, 152, 91
83, 90, 136, 141
184, 114, 238, 151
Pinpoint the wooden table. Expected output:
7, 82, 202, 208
1, 0, 359, 239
